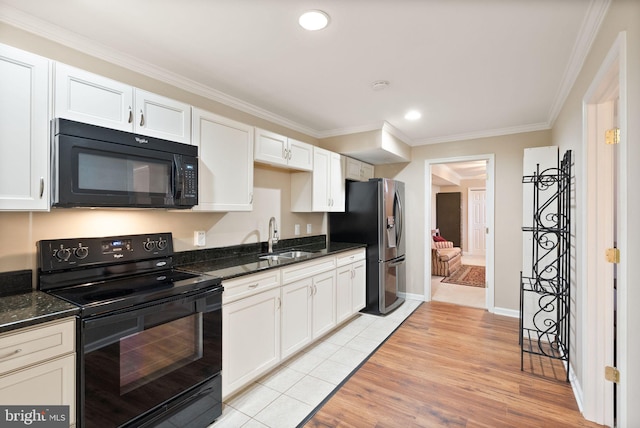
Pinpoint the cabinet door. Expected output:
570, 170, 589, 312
0, 44, 50, 211
54, 62, 134, 132
329, 151, 345, 212
222, 288, 280, 398
312, 270, 336, 338
336, 265, 353, 324
351, 260, 366, 313
311, 147, 331, 211
345, 158, 362, 181
281, 278, 313, 359
0, 354, 76, 426
287, 138, 313, 171
254, 128, 287, 167
192, 109, 254, 211
134, 89, 191, 144
361, 162, 374, 180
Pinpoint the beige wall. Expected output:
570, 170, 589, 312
376, 130, 551, 310
550, 0, 640, 424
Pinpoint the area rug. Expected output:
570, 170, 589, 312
441, 265, 485, 287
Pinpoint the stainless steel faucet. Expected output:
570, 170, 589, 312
268, 217, 279, 253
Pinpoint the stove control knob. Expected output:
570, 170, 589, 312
157, 238, 167, 251
75, 246, 89, 259
143, 240, 156, 251
55, 248, 72, 262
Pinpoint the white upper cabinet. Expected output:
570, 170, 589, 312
55, 63, 191, 143
0, 44, 50, 211
254, 128, 313, 171
345, 157, 374, 181
192, 108, 254, 211
291, 147, 345, 212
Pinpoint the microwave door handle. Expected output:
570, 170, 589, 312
173, 156, 184, 200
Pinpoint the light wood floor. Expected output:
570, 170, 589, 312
305, 302, 604, 428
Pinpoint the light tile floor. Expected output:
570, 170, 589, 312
209, 299, 422, 428
431, 253, 486, 309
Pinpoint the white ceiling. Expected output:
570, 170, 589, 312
432, 161, 486, 186
0, 0, 608, 146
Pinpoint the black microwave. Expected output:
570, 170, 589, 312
51, 119, 198, 209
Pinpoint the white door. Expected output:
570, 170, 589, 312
469, 189, 486, 255
133, 89, 191, 143
311, 270, 336, 338
287, 138, 313, 171
281, 278, 313, 358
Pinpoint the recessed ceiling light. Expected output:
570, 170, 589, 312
404, 110, 422, 121
299, 10, 330, 31
371, 80, 389, 91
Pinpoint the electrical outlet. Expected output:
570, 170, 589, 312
294, 224, 301, 236
194, 231, 206, 247
306, 224, 312, 234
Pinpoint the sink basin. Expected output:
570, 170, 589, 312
258, 250, 314, 261
277, 251, 314, 258
259, 254, 293, 261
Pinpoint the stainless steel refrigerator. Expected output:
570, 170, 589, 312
329, 178, 405, 315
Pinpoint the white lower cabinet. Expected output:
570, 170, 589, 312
311, 270, 337, 338
222, 287, 280, 398
336, 249, 367, 323
0, 318, 76, 427
281, 277, 313, 359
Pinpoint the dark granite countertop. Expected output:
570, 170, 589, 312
0, 291, 79, 334
178, 241, 365, 281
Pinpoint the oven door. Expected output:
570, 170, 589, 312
80, 289, 221, 428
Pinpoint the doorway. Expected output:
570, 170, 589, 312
425, 155, 495, 312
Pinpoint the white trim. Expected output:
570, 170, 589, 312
569, 363, 585, 413
398, 292, 426, 302
547, 0, 612, 126
425, 154, 495, 313
413, 122, 550, 146
580, 31, 627, 427
492, 307, 519, 318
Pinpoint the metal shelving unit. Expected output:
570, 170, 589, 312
520, 150, 571, 381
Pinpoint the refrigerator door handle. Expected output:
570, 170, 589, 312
395, 189, 404, 250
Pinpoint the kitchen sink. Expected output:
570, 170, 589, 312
259, 250, 315, 261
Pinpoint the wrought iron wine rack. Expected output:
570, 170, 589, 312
520, 150, 572, 381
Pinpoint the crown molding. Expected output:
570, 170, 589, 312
547, 0, 611, 126
412, 122, 551, 146
0, 5, 322, 139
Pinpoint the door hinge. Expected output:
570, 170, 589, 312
605, 366, 620, 383
605, 128, 620, 145
605, 248, 620, 264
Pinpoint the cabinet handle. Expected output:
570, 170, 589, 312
0, 348, 22, 360
128, 106, 133, 123
283, 148, 287, 160
248, 283, 259, 289
39, 177, 44, 198
249, 192, 253, 204
277, 297, 281, 310
139, 110, 145, 127
288, 149, 292, 160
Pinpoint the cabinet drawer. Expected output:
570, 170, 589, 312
0, 318, 75, 375
223, 270, 281, 304
336, 249, 366, 267
281, 256, 336, 284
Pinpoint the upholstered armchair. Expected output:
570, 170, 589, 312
431, 230, 462, 276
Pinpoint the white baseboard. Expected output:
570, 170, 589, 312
492, 306, 520, 318
399, 292, 425, 302
568, 363, 584, 413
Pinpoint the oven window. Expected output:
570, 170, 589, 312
119, 314, 203, 394
78, 152, 170, 194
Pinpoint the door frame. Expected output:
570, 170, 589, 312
467, 187, 487, 256
581, 31, 627, 426
424, 154, 495, 312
